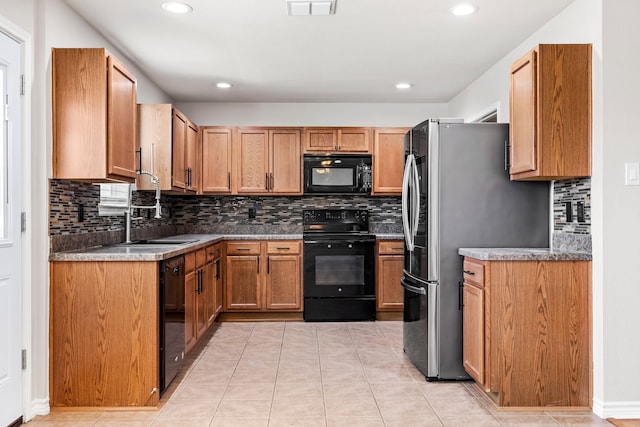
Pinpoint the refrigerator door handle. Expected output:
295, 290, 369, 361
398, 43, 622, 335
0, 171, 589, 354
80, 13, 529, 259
410, 156, 420, 239
400, 277, 426, 295
401, 154, 415, 251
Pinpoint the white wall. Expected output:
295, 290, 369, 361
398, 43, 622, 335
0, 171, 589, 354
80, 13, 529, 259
0, 0, 173, 419
599, 0, 640, 412
449, 0, 640, 418
176, 102, 448, 127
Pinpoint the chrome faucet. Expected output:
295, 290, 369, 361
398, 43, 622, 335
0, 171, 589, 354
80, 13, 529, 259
125, 171, 162, 243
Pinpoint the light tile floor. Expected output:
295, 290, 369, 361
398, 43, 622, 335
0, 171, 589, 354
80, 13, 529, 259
27, 321, 611, 427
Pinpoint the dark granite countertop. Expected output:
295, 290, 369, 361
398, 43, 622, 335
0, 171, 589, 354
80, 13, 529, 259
458, 247, 592, 261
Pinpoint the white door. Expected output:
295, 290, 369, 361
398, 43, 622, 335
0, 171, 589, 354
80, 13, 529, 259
0, 30, 23, 426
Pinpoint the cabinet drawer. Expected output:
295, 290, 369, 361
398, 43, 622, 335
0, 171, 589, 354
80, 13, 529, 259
206, 244, 222, 262
463, 258, 484, 288
266, 241, 301, 255
227, 242, 261, 255
185, 250, 196, 273
378, 241, 404, 255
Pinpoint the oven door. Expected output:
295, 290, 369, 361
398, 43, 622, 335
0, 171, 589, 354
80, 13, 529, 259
303, 238, 375, 297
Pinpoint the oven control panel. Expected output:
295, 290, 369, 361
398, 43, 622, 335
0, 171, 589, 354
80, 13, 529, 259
303, 209, 369, 233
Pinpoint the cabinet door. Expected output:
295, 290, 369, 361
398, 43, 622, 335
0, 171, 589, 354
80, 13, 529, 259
225, 255, 262, 310
186, 121, 199, 192
201, 127, 233, 193
107, 55, 138, 180
172, 109, 188, 189
376, 255, 404, 310
204, 260, 216, 327
303, 128, 338, 152
270, 129, 302, 194
237, 129, 269, 194
195, 269, 208, 339
372, 128, 408, 195
509, 49, 537, 176
463, 283, 484, 385
184, 271, 197, 353
338, 128, 370, 152
214, 257, 223, 317
265, 254, 301, 311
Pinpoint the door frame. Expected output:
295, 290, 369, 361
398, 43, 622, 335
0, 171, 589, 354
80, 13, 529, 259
0, 13, 35, 422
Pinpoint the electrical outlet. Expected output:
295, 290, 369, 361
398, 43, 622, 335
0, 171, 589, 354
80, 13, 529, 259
577, 201, 585, 222
248, 207, 256, 219
565, 201, 573, 222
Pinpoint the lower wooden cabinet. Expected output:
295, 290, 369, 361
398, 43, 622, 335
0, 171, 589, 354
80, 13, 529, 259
376, 240, 404, 311
185, 243, 222, 353
462, 256, 591, 407
50, 261, 159, 407
225, 240, 302, 312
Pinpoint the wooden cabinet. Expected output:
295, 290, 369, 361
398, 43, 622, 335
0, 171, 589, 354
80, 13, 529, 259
52, 48, 138, 182
137, 104, 199, 193
372, 128, 409, 195
303, 127, 371, 153
225, 242, 262, 310
201, 127, 233, 194
462, 258, 486, 387
50, 261, 159, 407
235, 128, 302, 195
265, 241, 302, 310
462, 256, 591, 407
225, 241, 302, 312
185, 245, 220, 353
376, 241, 404, 311
509, 44, 592, 180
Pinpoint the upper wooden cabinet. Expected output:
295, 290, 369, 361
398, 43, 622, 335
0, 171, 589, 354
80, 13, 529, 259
303, 127, 371, 153
52, 48, 138, 182
235, 128, 302, 195
201, 127, 233, 194
509, 44, 592, 180
136, 104, 198, 193
372, 128, 409, 195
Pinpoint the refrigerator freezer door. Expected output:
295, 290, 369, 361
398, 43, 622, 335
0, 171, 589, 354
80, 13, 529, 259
401, 275, 439, 379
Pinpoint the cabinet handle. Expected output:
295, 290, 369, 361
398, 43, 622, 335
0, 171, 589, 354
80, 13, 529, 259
463, 270, 475, 275
227, 172, 231, 189
276, 247, 289, 250
458, 281, 464, 310
136, 147, 142, 174
257, 257, 260, 274
267, 256, 270, 274
236, 248, 251, 251
270, 173, 274, 191
215, 259, 220, 279
504, 140, 511, 172
265, 173, 269, 190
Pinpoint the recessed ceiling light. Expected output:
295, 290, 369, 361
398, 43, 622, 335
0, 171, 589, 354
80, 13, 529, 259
450, 3, 478, 16
161, 2, 193, 14
396, 83, 413, 90
216, 82, 232, 89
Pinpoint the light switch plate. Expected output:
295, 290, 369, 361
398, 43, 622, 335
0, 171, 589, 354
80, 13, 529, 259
625, 162, 640, 186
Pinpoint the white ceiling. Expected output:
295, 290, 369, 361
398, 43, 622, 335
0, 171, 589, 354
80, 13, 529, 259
63, 0, 575, 103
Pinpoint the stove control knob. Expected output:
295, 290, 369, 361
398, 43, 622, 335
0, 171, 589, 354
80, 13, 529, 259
327, 244, 332, 248
348, 244, 352, 248
338, 288, 342, 292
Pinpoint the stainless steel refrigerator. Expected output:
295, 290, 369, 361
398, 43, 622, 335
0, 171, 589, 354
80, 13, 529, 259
401, 118, 549, 381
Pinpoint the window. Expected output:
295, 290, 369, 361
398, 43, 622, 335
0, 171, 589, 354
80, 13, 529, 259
97, 183, 131, 216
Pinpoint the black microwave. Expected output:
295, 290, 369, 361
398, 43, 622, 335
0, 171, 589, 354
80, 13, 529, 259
303, 154, 372, 194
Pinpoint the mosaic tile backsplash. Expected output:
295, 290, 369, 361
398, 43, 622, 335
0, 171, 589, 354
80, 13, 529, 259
49, 179, 402, 251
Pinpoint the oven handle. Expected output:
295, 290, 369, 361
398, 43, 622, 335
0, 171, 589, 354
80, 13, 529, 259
303, 240, 374, 245
400, 277, 426, 295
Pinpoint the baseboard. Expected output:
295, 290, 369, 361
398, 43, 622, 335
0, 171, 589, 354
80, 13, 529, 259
24, 397, 50, 422
593, 398, 640, 419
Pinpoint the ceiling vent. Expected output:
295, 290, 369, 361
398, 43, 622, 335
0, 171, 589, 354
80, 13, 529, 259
287, 1, 336, 16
